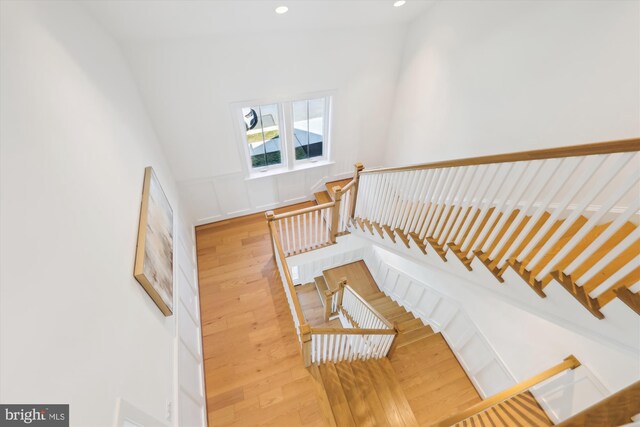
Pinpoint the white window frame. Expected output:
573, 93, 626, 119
231, 91, 333, 179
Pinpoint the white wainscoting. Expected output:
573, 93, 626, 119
360, 246, 610, 424
286, 234, 374, 285
180, 165, 358, 225
361, 250, 517, 399
174, 220, 207, 427
286, 236, 612, 423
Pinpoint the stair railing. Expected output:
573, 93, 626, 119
555, 380, 640, 426
432, 355, 582, 427
323, 278, 346, 322
353, 138, 640, 319
305, 327, 396, 364
340, 285, 394, 330
268, 218, 397, 367
266, 163, 364, 256
267, 219, 309, 345
308, 282, 397, 364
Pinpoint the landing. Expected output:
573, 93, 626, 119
323, 260, 381, 297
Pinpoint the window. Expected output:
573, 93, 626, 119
236, 95, 331, 176
293, 98, 325, 161
243, 104, 283, 168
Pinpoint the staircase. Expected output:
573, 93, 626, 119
266, 139, 640, 426
311, 358, 419, 427
350, 140, 640, 319
365, 291, 435, 349
450, 391, 552, 426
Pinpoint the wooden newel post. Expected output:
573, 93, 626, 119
265, 210, 276, 258
388, 321, 400, 357
300, 323, 312, 367
337, 278, 347, 308
330, 186, 343, 243
350, 163, 364, 220
324, 290, 333, 322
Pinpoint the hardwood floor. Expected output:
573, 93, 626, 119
323, 261, 381, 298
196, 208, 503, 426
196, 204, 333, 427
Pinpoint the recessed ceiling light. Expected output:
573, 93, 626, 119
393, 0, 406, 7
275, 6, 288, 14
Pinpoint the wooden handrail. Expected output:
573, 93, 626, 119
361, 138, 640, 175
344, 285, 395, 329
432, 355, 582, 427
310, 327, 396, 335
341, 178, 356, 192
556, 380, 640, 426
268, 221, 306, 326
271, 201, 335, 220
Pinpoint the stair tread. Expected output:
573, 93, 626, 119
397, 317, 425, 333
315, 190, 332, 205
334, 362, 377, 427
395, 326, 435, 348
364, 292, 387, 302
326, 179, 352, 197
571, 221, 637, 280
387, 311, 415, 323
350, 361, 391, 426
379, 305, 407, 318
368, 295, 393, 306
366, 360, 417, 427
314, 276, 329, 293
378, 359, 420, 426
372, 299, 401, 311
308, 365, 340, 427
317, 363, 357, 427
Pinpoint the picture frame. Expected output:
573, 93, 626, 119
134, 167, 174, 316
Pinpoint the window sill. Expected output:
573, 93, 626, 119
245, 160, 334, 180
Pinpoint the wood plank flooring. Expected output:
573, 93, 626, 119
196, 203, 334, 427
323, 261, 381, 298
311, 260, 485, 426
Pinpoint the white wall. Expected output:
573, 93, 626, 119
363, 247, 619, 423
386, 0, 640, 166
119, 25, 407, 224
287, 233, 638, 421
0, 2, 202, 426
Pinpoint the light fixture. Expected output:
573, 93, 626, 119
393, 0, 406, 7
275, 6, 288, 14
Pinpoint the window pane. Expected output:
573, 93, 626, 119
244, 104, 282, 168
293, 100, 309, 160
294, 98, 324, 160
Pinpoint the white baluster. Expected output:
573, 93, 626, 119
523, 153, 634, 267
564, 200, 640, 275
494, 157, 575, 268
590, 255, 640, 299
446, 165, 490, 245
437, 166, 478, 246
372, 173, 393, 223
458, 163, 513, 255
428, 167, 463, 238
576, 227, 640, 287
284, 217, 292, 256
480, 160, 544, 253
403, 169, 432, 234
451, 164, 501, 247
536, 168, 640, 280
432, 167, 469, 239
471, 162, 529, 254
418, 168, 452, 239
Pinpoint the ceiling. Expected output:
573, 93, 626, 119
83, 0, 434, 42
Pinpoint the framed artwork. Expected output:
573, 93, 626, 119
134, 167, 174, 316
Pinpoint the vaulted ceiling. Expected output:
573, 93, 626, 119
84, 0, 434, 42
